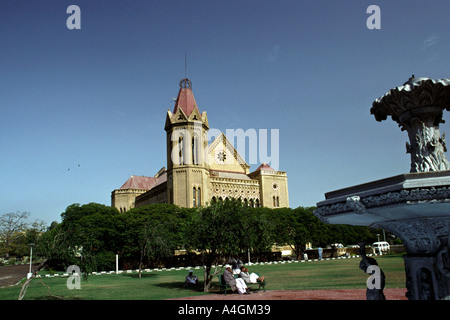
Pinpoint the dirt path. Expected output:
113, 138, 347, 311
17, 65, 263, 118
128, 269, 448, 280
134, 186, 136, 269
170, 288, 408, 300
0, 264, 34, 287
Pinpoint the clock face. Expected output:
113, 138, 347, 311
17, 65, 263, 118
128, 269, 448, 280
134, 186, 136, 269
217, 150, 227, 162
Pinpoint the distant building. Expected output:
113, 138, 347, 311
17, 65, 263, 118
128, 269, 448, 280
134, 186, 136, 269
111, 79, 289, 212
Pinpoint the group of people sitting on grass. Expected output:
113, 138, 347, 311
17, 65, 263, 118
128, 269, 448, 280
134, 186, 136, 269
223, 264, 265, 295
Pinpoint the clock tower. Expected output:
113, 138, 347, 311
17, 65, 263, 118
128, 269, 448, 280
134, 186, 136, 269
113, 78, 289, 211
164, 79, 211, 207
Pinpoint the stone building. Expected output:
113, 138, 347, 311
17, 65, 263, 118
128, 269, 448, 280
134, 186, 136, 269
111, 78, 289, 211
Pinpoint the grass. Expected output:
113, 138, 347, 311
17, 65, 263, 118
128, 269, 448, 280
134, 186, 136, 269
0, 254, 406, 300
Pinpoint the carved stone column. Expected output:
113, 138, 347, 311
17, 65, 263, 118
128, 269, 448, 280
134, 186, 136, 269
316, 77, 450, 300
316, 180, 450, 300
373, 217, 450, 300
371, 76, 450, 173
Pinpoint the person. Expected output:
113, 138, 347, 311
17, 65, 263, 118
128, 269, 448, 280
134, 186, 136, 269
239, 266, 265, 284
184, 270, 198, 288
318, 247, 323, 260
223, 264, 249, 294
358, 242, 385, 300
229, 258, 242, 274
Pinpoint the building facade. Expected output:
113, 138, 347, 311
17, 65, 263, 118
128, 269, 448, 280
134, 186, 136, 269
111, 78, 289, 211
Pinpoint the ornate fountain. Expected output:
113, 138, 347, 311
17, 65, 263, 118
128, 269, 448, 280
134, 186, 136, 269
315, 76, 450, 300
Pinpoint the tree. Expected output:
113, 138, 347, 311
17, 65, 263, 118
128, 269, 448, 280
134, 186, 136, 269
269, 206, 329, 259
247, 207, 276, 257
18, 203, 122, 300
125, 204, 186, 278
185, 199, 259, 292
12, 219, 47, 258
0, 211, 31, 258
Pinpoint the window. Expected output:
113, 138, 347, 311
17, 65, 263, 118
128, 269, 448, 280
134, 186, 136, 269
192, 135, 199, 165
179, 136, 184, 165
193, 186, 201, 207
273, 196, 280, 208
193, 187, 197, 207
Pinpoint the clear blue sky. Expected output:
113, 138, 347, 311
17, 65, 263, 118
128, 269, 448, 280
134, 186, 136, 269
1, 0, 449, 224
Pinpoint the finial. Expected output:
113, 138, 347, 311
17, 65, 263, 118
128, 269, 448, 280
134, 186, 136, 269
179, 78, 192, 89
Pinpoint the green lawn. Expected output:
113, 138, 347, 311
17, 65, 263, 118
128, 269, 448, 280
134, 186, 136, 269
0, 254, 406, 300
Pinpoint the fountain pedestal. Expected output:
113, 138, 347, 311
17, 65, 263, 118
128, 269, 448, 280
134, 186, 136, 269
315, 77, 450, 300
315, 171, 450, 299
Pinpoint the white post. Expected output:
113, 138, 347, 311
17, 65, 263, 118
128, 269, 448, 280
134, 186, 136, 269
29, 246, 33, 273
27, 244, 33, 279
116, 254, 119, 274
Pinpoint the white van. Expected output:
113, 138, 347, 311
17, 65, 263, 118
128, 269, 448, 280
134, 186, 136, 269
372, 241, 390, 253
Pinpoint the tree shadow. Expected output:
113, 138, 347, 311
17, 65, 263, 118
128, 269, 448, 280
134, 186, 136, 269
120, 273, 157, 279
31, 296, 84, 300
155, 281, 222, 294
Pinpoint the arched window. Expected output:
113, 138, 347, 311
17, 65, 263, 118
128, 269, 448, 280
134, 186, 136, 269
197, 187, 201, 207
273, 196, 276, 207
179, 136, 184, 165
192, 135, 199, 165
193, 187, 197, 207
276, 196, 280, 207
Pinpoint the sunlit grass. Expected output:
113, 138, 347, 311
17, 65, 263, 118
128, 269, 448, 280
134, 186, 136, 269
0, 254, 405, 300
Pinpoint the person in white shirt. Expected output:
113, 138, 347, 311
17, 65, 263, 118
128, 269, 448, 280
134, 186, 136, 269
239, 266, 265, 284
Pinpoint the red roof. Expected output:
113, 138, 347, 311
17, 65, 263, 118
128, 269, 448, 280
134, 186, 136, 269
172, 78, 200, 117
120, 175, 156, 190
120, 171, 167, 191
255, 163, 274, 171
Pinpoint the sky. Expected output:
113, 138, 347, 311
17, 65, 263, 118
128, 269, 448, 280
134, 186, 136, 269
1, 0, 450, 225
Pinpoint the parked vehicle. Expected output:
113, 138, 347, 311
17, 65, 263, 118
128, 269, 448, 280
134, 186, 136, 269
372, 241, 390, 253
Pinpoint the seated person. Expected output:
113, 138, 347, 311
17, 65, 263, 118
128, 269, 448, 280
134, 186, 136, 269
239, 266, 265, 283
223, 265, 249, 294
228, 258, 242, 274
184, 270, 198, 287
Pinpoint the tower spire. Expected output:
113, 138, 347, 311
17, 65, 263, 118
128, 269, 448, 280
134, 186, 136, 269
185, 52, 187, 78
172, 78, 198, 117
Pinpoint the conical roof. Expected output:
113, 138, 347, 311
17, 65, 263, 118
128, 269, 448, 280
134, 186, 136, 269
172, 78, 200, 117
